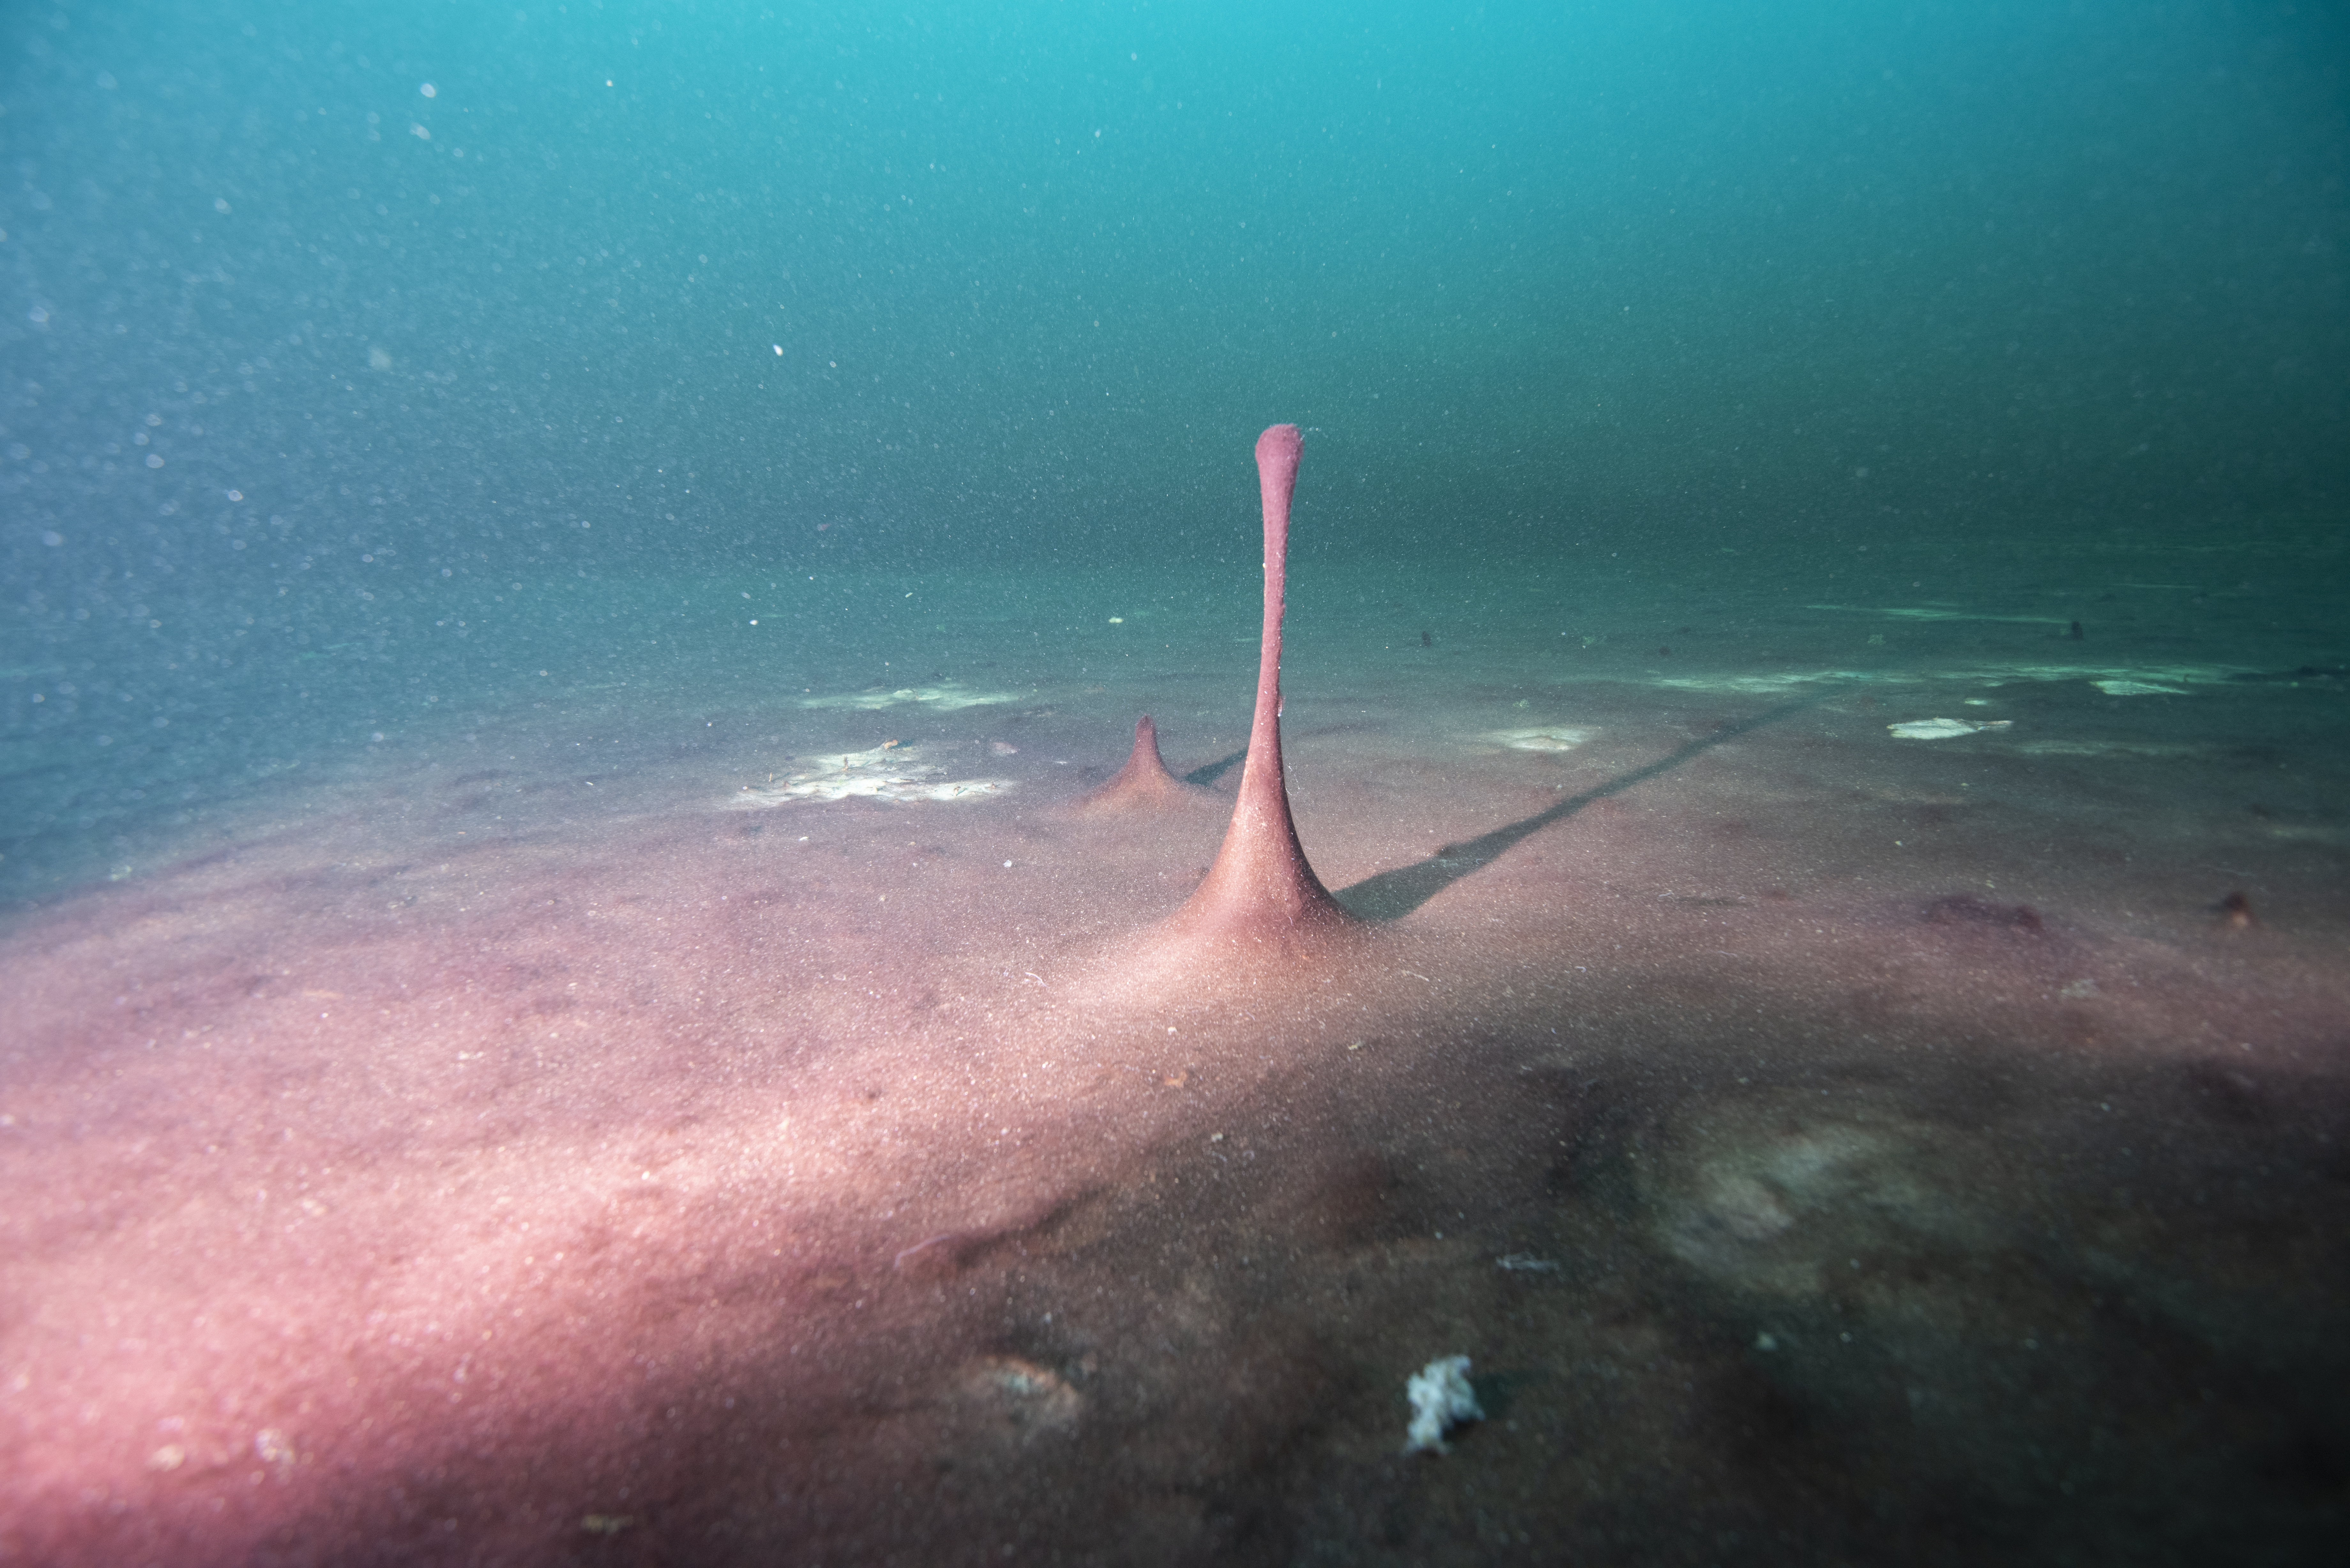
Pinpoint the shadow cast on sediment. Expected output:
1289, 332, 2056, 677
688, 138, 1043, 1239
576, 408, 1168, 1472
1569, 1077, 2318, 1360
1334, 696, 1829, 923
1182, 749, 1248, 790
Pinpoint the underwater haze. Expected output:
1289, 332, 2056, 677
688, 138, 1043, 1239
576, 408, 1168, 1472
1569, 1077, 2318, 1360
3, 3, 2348, 1565
4, 1, 2347, 893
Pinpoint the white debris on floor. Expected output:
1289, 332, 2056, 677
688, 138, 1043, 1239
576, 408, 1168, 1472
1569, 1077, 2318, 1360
1404, 1355, 1484, 1455
1496, 1253, 1563, 1274
727, 744, 1015, 807
1887, 718, 2014, 739
1485, 726, 1594, 752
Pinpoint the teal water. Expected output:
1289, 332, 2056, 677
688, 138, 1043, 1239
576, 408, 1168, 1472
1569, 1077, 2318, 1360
6, 1, 2345, 904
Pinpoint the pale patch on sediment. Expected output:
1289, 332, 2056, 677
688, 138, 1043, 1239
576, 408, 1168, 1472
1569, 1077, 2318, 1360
1964, 660, 2226, 688
800, 683, 1020, 712
1806, 602, 2074, 626
1651, 1096, 1980, 1299
1652, 671, 1867, 695
729, 743, 1014, 806
1639, 660, 2237, 698
944, 1355, 1084, 1448
2013, 740, 2208, 759
1484, 726, 1594, 752
1888, 717, 2013, 739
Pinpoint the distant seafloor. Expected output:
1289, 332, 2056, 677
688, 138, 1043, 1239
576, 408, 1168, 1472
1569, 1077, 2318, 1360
7, 512, 2343, 915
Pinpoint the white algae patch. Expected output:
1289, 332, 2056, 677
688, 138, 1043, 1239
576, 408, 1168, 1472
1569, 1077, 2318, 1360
728, 744, 1014, 807
1404, 1355, 1484, 1454
1887, 717, 2013, 739
799, 682, 1020, 712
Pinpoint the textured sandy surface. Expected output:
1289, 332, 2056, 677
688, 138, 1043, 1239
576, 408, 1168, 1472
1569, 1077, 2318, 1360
4, 559, 2345, 1565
